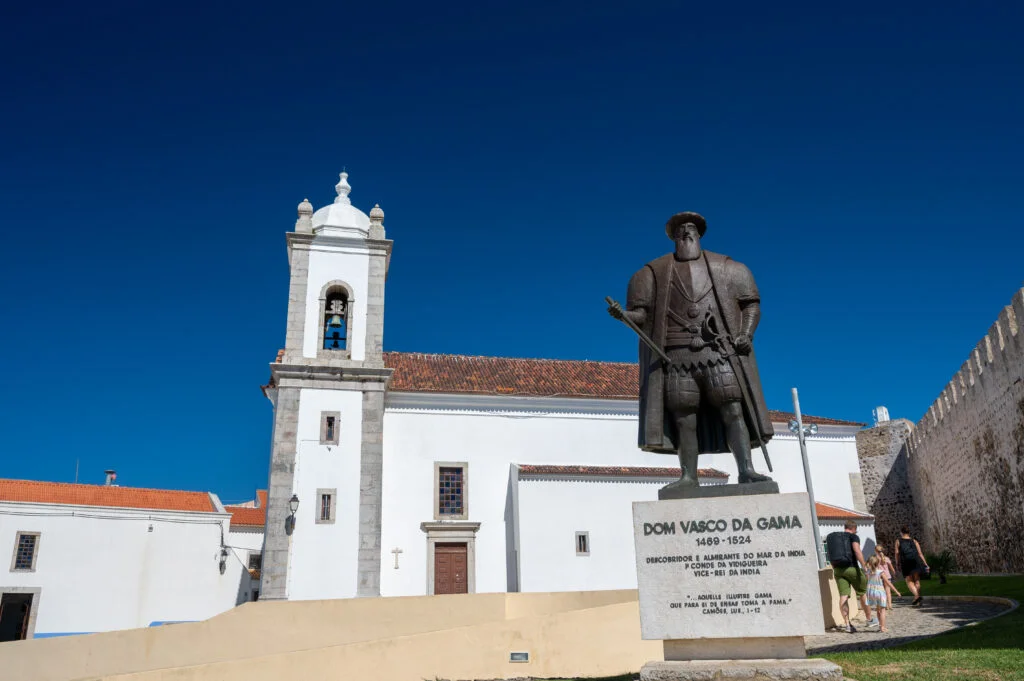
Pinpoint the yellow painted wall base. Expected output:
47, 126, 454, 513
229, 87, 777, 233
0, 585, 853, 681
0, 590, 657, 681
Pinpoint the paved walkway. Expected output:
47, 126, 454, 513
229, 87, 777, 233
806, 598, 1010, 654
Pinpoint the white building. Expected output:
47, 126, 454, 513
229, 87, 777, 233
260, 171, 876, 602
0, 170, 875, 639
0, 478, 265, 639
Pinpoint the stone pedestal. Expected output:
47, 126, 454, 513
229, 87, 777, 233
659, 480, 779, 500
633, 492, 840, 681
641, 659, 843, 681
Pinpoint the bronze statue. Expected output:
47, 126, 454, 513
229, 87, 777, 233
608, 212, 775, 497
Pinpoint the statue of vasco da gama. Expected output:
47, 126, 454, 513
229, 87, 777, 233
608, 211, 774, 497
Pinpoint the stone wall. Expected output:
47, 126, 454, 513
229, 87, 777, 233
904, 288, 1024, 573
856, 419, 920, 550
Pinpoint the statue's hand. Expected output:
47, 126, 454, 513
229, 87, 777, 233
608, 303, 625, 321
733, 334, 753, 355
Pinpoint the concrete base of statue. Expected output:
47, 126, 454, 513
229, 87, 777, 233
633, 491, 837, 681
640, 658, 843, 681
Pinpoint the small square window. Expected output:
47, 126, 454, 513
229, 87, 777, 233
575, 531, 590, 556
315, 488, 337, 524
320, 412, 341, 445
248, 553, 262, 571
11, 532, 40, 571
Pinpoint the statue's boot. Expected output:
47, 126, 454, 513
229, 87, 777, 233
737, 452, 772, 483
660, 476, 699, 496
662, 446, 700, 495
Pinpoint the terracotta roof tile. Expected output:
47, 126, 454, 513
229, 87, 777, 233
815, 502, 874, 521
518, 465, 729, 479
382, 352, 865, 426
0, 479, 216, 513
226, 505, 266, 527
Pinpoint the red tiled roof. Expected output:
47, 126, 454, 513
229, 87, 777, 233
518, 465, 730, 480
382, 352, 865, 426
0, 479, 216, 513
226, 489, 267, 527
227, 506, 266, 527
815, 502, 874, 521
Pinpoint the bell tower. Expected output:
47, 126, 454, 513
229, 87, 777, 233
260, 171, 392, 600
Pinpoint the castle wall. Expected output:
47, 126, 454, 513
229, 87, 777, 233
904, 288, 1024, 572
855, 419, 920, 551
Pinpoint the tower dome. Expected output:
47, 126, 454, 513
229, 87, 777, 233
311, 172, 371, 236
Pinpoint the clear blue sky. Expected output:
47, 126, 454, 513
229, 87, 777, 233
2, 1, 1022, 502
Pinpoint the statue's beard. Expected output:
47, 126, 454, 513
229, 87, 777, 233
675, 238, 701, 261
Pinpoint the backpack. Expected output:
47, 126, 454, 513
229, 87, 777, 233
825, 531, 854, 568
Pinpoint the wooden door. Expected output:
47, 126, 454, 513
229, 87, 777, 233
434, 543, 468, 594
0, 593, 33, 642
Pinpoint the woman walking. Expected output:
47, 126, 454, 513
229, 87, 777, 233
895, 527, 929, 606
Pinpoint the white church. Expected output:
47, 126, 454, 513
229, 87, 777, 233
257, 172, 873, 601
0, 172, 873, 639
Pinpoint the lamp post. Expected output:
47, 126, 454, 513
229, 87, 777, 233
788, 388, 825, 569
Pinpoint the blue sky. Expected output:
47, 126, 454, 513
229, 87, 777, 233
2, 0, 1022, 501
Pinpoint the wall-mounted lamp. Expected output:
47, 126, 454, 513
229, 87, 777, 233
287, 494, 300, 533
219, 547, 228, 574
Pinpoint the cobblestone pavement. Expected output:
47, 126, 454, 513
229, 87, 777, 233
806, 598, 1010, 654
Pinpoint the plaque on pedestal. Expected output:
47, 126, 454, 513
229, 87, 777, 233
632, 493, 842, 679
633, 492, 823, 643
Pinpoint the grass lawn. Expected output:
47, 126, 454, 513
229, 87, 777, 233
821, 575, 1024, 681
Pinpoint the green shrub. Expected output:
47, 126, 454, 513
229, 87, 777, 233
925, 550, 958, 584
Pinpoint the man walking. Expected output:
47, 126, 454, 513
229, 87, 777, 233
830, 520, 873, 632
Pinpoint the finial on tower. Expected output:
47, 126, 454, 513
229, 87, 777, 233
369, 203, 385, 238
334, 172, 352, 205
295, 198, 314, 233
369, 203, 384, 225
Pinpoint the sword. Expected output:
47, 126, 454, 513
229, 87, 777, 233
702, 253, 774, 473
605, 297, 670, 364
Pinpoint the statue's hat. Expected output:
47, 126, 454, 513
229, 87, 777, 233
665, 211, 707, 239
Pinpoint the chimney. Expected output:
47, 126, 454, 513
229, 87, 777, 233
104, 469, 117, 486
872, 406, 890, 426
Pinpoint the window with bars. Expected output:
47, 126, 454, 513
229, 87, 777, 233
575, 531, 590, 556
315, 488, 337, 524
12, 532, 39, 571
248, 553, 262, 571
438, 467, 464, 517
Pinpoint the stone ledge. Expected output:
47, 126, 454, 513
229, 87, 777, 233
641, 658, 843, 681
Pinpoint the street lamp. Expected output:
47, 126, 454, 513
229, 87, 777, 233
789, 388, 825, 569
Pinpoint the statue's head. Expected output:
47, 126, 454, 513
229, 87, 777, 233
666, 212, 706, 261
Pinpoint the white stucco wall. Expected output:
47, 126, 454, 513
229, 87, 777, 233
378, 393, 866, 598
516, 478, 661, 592
0, 503, 248, 636
285, 388, 364, 600
226, 527, 265, 602
302, 242, 370, 361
